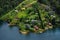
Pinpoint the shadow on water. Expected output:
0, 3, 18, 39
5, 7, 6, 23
0, 20, 4, 28
0, 22, 60, 40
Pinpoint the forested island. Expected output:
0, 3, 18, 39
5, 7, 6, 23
0, 0, 60, 34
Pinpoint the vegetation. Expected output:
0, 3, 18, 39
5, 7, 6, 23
0, 0, 23, 17
0, 0, 60, 34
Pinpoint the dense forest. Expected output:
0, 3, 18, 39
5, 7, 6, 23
0, 0, 60, 34
38, 0, 60, 15
0, 0, 60, 16
0, 0, 24, 16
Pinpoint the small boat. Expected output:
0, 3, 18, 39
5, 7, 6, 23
48, 26, 53, 29
20, 30, 29, 35
45, 27, 49, 30
39, 29, 45, 33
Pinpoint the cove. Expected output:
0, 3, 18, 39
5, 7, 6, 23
0, 22, 60, 40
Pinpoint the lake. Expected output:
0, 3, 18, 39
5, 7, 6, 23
0, 22, 60, 40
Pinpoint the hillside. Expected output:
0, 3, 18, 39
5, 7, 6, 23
0, 0, 23, 16
0, 0, 60, 34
